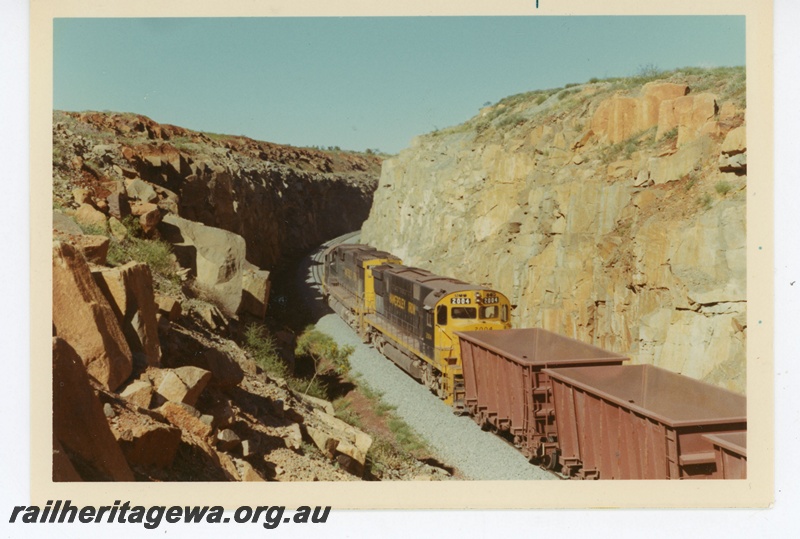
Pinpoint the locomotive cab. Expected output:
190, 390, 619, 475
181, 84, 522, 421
427, 289, 512, 408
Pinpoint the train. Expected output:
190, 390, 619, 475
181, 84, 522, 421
320, 243, 747, 480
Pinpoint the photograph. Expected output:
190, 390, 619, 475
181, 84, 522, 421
13, 0, 784, 532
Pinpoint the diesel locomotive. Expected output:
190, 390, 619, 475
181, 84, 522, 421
321, 244, 511, 409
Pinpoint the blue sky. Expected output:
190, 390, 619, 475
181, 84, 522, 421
54, 16, 745, 154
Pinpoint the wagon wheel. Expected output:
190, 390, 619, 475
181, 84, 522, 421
542, 449, 560, 471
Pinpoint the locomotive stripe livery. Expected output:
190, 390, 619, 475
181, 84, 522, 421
321, 243, 747, 479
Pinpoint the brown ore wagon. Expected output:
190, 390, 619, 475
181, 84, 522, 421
545, 364, 747, 479
456, 328, 627, 468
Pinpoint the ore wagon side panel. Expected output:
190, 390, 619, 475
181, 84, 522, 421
545, 364, 746, 480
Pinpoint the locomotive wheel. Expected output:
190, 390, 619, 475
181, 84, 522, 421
422, 364, 443, 398
422, 364, 433, 390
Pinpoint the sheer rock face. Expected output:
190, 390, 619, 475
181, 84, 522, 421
362, 75, 747, 394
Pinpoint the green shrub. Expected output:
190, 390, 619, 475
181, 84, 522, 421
661, 127, 679, 141
333, 398, 364, 430
557, 88, 579, 101
244, 323, 289, 379
697, 193, 713, 210
496, 114, 525, 129
387, 417, 427, 454
295, 327, 354, 396
715, 180, 733, 196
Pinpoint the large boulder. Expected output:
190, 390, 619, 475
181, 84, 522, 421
194, 349, 244, 388
648, 135, 713, 185
52, 241, 133, 391
92, 262, 161, 369
239, 261, 271, 318
156, 401, 213, 439
106, 191, 131, 220
590, 96, 640, 144
119, 379, 154, 409
52, 338, 134, 481
74, 203, 108, 232
110, 416, 181, 469
640, 82, 689, 129
159, 214, 247, 314
66, 234, 110, 265
154, 366, 212, 407
52, 211, 83, 235
719, 125, 747, 174
125, 178, 159, 203
305, 409, 373, 476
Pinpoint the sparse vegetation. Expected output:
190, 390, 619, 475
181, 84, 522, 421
245, 323, 356, 401
685, 173, 698, 191
75, 214, 180, 289
557, 88, 580, 101
698, 192, 713, 210
660, 127, 679, 142
715, 180, 733, 196
600, 129, 653, 164
295, 327, 353, 397
496, 113, 526, 129
331, 376, 430, 479
107, 219, 179, 286
244, 323, 290, 379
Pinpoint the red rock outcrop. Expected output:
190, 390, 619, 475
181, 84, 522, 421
52, 241, 132, 391
52, 337, 134, 481
92, 262, 162, 369
657, 93, 718, 145
591, 82, 689, 143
